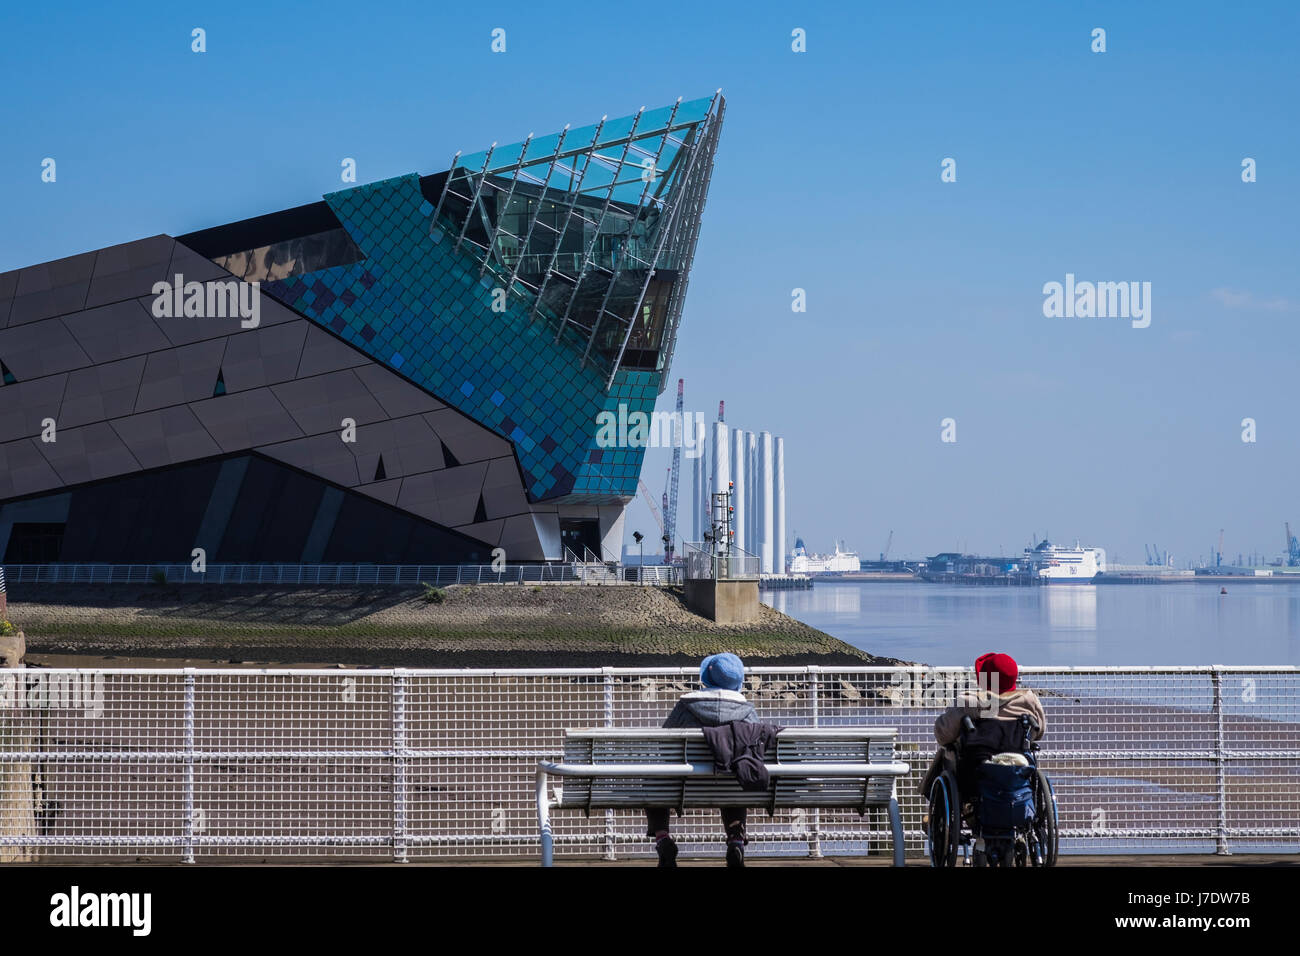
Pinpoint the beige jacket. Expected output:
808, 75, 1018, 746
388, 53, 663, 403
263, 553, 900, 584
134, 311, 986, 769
933, 688, 1046, 747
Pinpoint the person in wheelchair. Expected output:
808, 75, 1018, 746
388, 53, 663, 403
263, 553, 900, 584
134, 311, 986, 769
921, 652, 1055, 866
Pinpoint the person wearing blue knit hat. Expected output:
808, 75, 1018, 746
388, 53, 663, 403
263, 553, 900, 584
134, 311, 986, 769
644, 652, 758, 868
700, 652, 745, 691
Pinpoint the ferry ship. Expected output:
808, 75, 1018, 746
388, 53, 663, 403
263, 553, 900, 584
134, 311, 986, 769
789, 539, 861, 574
1021, 540, 1106, 583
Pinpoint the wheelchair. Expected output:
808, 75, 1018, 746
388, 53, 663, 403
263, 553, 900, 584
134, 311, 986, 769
926, 714, 1059, 867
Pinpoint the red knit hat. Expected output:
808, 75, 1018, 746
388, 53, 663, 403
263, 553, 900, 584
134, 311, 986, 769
975, 652, 1018, 693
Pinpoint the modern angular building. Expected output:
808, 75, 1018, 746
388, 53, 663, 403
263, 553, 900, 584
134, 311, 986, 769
0, 95, 723, 564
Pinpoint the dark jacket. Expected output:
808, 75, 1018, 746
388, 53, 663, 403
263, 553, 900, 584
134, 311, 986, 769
702, 720, 784, 791
661, 689, 758, 729
919, 688, 1046, 797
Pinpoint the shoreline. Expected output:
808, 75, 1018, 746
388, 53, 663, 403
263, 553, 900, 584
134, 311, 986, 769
816, 574, 1300, 585
5, 582, 907, 669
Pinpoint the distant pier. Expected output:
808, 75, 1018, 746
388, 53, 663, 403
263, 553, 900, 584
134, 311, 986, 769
918, 571, 1042, 586
759, 573, 813, 590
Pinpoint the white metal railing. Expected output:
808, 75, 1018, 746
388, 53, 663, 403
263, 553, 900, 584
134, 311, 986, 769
682, 543, 760, 581
0, 563, 681, 587
1, 666, 1296, 863
628, 565, 680, 585
561, 547, 605, 565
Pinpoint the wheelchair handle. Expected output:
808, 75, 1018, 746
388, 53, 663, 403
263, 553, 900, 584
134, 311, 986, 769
961, 715, 977, 734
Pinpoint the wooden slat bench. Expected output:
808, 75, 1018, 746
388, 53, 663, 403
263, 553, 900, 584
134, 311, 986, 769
536, 727, 911, 865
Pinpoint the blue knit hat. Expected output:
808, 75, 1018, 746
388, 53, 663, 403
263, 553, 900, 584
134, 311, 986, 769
699, 652, 744, 691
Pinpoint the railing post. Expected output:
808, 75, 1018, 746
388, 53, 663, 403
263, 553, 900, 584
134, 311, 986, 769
182, 668, 196, 864
392, 669, 409, 863
807, 665, 823, 858
537, 768, 554, 867
1212, 667, 1231, 855
602, 667, 616, 861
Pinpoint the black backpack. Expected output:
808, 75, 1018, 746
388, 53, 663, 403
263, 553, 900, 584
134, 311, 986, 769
957, 714, 1036, 796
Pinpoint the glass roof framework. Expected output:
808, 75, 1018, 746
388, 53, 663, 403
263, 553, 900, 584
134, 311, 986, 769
430, 93, 724, 391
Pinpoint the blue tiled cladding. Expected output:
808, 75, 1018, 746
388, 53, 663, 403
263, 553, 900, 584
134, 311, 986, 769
263, 173, 658, 500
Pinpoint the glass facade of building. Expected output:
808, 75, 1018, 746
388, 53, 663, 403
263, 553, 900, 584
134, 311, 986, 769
0, 96, 723, 563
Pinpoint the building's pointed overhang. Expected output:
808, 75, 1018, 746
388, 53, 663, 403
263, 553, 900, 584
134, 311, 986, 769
429, 93, 724, 391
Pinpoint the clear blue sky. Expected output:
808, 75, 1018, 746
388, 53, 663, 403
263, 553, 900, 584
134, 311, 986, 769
3, 1, 1297, 566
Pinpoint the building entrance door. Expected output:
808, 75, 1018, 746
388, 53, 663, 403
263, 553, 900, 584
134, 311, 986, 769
559, 519, 602, 560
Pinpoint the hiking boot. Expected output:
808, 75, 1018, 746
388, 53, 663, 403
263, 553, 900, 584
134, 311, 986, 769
655, 836, 678, 868
726, 839, 745, 868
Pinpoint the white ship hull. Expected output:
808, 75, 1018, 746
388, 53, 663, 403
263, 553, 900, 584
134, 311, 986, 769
790, 553, 861, 574
789, 541, 861, 574
1024, 543, 1106, 583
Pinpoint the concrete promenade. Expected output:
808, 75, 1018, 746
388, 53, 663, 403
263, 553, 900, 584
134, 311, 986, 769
8, 854, 1295, 867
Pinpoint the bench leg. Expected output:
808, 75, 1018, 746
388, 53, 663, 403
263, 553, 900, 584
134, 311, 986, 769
888, 795, 905, 867
536, 769, 553, 867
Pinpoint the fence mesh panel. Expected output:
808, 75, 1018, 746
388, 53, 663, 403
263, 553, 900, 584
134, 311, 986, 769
1, 667, 1296, 862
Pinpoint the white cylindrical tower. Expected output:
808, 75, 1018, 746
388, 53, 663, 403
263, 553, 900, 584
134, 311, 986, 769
758, 431, 774, 573
746, 432, 757, 553
774, 436, 786, 574
731, 428, 746, 553
710, 422, 729, 554
691, 453, 702, 540
703, 427, 713, 545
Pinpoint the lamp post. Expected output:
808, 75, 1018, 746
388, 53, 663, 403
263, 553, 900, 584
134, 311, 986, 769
633, 531, 644, 584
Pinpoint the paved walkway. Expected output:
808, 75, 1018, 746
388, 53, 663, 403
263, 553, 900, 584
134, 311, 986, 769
313, 853, 1300, 867
16, 853, 1296, 866
481, 852, 1298, 867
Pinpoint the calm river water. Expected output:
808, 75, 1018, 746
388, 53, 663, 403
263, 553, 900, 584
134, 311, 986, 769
763, 580, 1300, 666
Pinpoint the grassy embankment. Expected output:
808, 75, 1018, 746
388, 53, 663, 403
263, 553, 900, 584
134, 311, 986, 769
9, 583, 897, 668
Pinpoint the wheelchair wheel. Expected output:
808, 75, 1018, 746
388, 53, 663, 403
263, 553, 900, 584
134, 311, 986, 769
927, 771, 961, 867
1032, 770, 1059, 867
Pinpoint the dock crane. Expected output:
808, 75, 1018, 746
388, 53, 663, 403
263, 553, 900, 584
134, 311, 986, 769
880, 530, 893, 562
637, 478, 665, 538
1287, 522, 1300, 567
